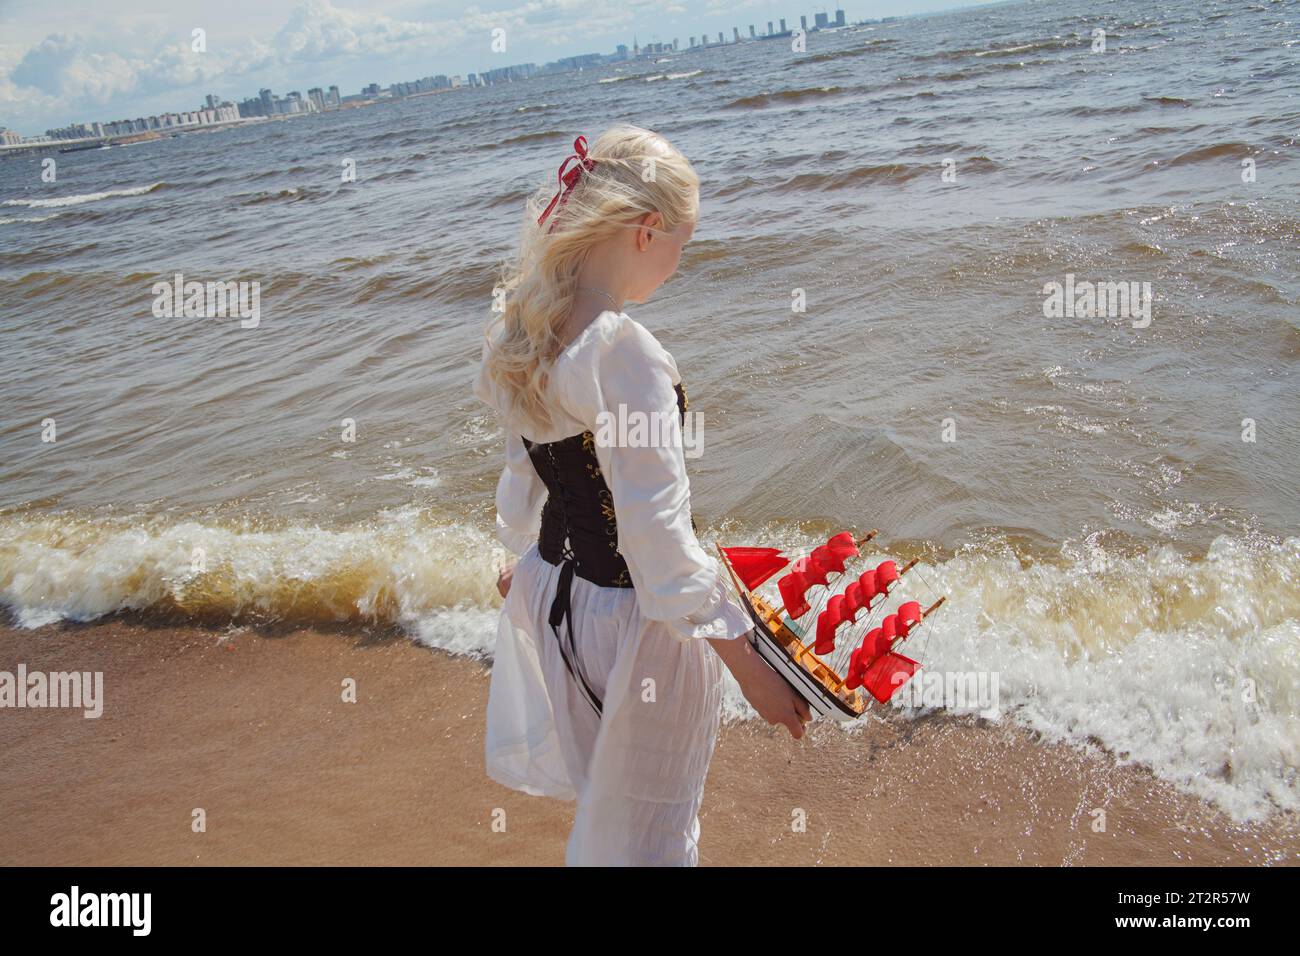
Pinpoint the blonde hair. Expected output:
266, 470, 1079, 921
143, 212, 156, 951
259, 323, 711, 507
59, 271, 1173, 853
484, 124, 700, 435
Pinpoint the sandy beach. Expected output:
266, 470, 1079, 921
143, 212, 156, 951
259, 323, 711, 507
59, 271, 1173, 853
2, 615, 1294, 867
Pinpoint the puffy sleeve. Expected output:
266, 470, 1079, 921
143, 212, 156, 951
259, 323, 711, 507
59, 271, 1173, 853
564, 316, 752, 642
473, 337, 546, 558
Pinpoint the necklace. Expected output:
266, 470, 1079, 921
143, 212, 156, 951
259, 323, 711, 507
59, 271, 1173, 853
576, 285, 622, 309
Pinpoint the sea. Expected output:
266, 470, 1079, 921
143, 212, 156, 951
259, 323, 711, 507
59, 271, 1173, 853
1, 0, 1296, 823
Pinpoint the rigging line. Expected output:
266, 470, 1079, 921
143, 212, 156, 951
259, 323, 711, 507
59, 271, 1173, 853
905, 560, 943, 669
828, 553, 906, 673
832, 557, 934, 674
832, 579, 899, 673
800, 531, 881, 662
829, 574, 900, 675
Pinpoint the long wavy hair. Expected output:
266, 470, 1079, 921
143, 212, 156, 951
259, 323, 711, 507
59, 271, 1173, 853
483, 124, 700, 434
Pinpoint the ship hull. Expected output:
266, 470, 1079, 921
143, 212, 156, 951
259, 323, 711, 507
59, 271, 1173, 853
716, 545, 866, 722
748, 625, 861, 722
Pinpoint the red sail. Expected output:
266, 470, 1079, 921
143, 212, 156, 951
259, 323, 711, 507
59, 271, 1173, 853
874, 560, 899, 591
777, 553, 832, 619
814, 594, 850, 654
895, 600, 922, 638
858, 568, 879, 603
861, 626, 891, 659
778, 571, 812, 619
862, 652, 920, 703
815, 608, 838, 655
720, 546, 789, 592
845, 646, 867, 689
790, 555, 830, 588
826, 531, 859, 559
844, 581, 864, 619
809, 544, 845, 576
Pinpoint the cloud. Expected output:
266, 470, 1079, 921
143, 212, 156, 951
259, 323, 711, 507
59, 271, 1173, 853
269, 0, 443, 62
0, 0, 694, 132
4, 26, 228, 121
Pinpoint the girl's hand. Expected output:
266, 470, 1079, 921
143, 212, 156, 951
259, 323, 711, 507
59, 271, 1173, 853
707, 631, 811, 739
496, 561, 515, 599
737, 656, 812, 739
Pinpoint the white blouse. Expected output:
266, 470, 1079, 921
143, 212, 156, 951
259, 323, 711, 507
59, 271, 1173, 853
476, 309, 751, 641
473, 309, 752, 864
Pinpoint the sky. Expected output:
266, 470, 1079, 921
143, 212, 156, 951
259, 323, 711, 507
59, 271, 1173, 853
0, 0, 996, 135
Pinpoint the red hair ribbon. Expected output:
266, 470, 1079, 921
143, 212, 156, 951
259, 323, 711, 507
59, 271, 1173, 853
537, 135, 598, 231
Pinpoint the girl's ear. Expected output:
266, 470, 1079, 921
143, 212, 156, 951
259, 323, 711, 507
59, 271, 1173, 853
637, 212, 662, 251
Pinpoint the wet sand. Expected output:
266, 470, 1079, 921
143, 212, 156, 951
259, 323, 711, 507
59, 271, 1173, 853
1, 617, 1294, 866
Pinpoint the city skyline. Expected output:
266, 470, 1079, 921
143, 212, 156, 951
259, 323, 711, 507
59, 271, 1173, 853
0, 0, 1000, 137
13, 14, 868, 146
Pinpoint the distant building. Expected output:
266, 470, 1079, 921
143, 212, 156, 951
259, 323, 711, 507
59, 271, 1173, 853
44, 121, 99, 140
480, 63, 535, 84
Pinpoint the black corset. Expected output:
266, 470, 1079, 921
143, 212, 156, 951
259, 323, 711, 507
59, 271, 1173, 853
524, 381, 694, 589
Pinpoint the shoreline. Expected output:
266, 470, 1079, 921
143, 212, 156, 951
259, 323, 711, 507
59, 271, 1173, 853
1, 615, 1294, 866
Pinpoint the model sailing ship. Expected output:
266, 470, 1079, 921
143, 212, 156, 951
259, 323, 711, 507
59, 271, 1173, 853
716, 531, 944, 722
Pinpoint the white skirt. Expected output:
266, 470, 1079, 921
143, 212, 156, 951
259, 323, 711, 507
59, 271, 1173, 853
485, 542, 726, 866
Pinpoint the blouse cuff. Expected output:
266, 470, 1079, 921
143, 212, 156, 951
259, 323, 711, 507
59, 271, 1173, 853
666, 561, 754, 641
495, 513, 537, 559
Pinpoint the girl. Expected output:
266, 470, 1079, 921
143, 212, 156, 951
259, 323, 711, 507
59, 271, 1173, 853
474, 124, 810, 866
